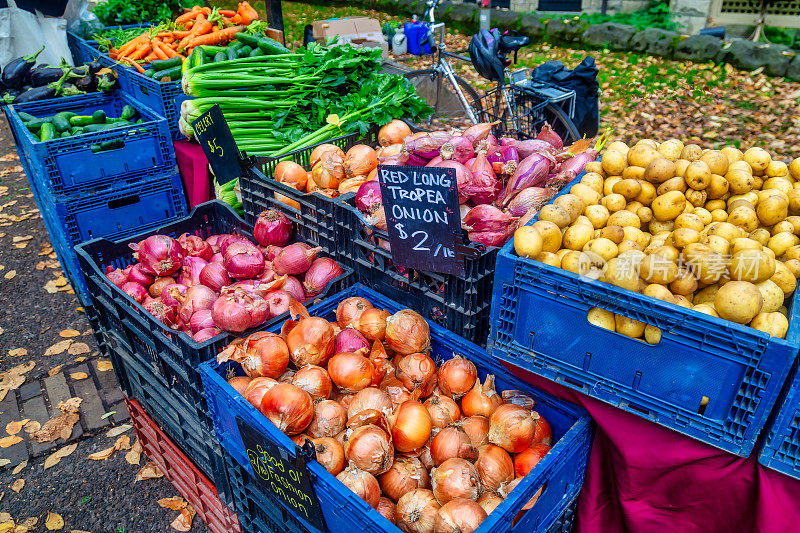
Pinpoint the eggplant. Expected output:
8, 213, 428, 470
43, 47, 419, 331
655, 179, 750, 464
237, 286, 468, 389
96, 72, 117, 92
60, 83, 85, 97
73, 74, 96, 93
29, 66, 64, 87
2, 46, 45, 89
88, 58, 102, 75
13, 85, 55, 103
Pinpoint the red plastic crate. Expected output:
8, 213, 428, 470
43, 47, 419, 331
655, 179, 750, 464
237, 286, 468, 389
125, 397, 240, 533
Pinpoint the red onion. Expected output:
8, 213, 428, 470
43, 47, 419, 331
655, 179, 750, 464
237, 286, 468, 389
199, 262, 230, 292
258, 262, 276, 283
545, 169, 577, 192
162, 284, 187, 307
507, 187, 556, 217
209, 252, 223, 263
406, 153, 430, 167
335, 329, 370, 354
106, 267, 128, 288
462, 122, 496, 146
206, 235, 225, 253
122, 282, 148, 303
128, 263, 155, 287
537, 124, 563, 150
219, 234, 250, 255
403, 132, 450, 159
304, 258, 343, 295
463, 205, 518, 233
499, 137, 517, 146
261, 245, 283, 262
189, 309, 215, 334
178, 233, 213, 261
468, 224, 517, 247
497, 153, 555, 207
273, 243, 321, 276
282, 276, 307, 302
515, 139, 558, 159
435, 160, 473, 204
355, 181, 383, 214
440, 136, 474, 164
426, 155, 444, 167
254, 209, 293, 247
224, 240, 265, 280
265, 289, 292, 318
176, 285, 218, 325
143, 297, 176, 327
212, 286, 268, 333
133, 235, 185, 276
559, 152, 597, 175
477, 134, 498, 155
380, 156, 406, 166
193, 328, 221, 342
178, 256, 207, 286
465, 152, 501, 205
149, 276, 175, 297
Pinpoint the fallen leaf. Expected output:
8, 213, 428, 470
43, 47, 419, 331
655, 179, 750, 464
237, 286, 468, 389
125, 439, 142, 466
114, 435, 131, 450
10, 479, 23, 493
59, 329, 80, 338
44, 340, 71, 356
135, 461, 163, 481
44, 512, 63, 530
43, 443, 78, 469
0, 512, 11, 523
0, 459, 9, 467
67, 343, 90, 355
11, 235, 31, 243
19, 517, 37, 528
170, 506, 195, 532
33, 398, 82, 443
105, 424, 131, 439
7, 348, 26, 357
3, 270, 15, 280
95, 361, 113, 372
86, 447, 115, 461
58, 398, 82, 413
158, 496, 187, 511
69, 373, 87, 380
5, 420, 28, 435
72, 357, 86, 363
0, 436, 22, 448
11, 460, 26, 475
22, 421, 40, 434
47, 366, 61, 377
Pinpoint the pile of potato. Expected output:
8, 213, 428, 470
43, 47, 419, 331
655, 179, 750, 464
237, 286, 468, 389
513, 139, 800, 342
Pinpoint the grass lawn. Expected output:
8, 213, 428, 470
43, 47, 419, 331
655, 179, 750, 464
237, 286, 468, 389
212, 1, 800, 154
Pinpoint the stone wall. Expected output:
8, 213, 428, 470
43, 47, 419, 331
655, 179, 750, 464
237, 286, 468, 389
670, 0, 712, 34
582, 0, 649, 15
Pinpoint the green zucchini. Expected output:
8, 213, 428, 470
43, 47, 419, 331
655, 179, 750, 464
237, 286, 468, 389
39, 122, 56, 142
120, 105, 136, 121
234, 33, 262, 49
150, 56, 182, 72
92, 110, 107, 124
155, 66, 182, 82
257, 37, 291, 56
237, 45, 253, 58
226, 47, 238, 61
69, 115, 94, 127
18, 111, 36, 122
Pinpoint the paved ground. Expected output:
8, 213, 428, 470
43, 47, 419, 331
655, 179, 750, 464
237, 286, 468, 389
0, 117, 211, 532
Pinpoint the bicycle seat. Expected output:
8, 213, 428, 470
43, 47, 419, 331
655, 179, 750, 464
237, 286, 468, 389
499, 35, 530, 54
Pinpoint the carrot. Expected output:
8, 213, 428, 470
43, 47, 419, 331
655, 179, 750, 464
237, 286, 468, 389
219, 9, 236, 17
175, 5, 201, 25
144, 52, 158, 62
235, 1, 259, 25
162, 36, 175, 44
178, 14, 213, 50
116, 32, 149, 58
127, 42, 152, 61
184, 25, 244, 48
122, 58, 145, 74
156, 41, 178, 59
152, 45, 169, 60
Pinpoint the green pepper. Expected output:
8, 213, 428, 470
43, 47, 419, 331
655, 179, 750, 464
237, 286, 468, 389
150, 56, 182, 72
92, 110, 107, 124
39, 122, 56, 142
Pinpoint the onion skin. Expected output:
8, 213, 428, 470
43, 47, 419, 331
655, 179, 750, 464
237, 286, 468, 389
379, 456, 430, 502
292, 364, 333, 400
336, 297, 374, 328
337, 464, 381, 509
328, 351, 375, 393
461, 375, 503, 418
397, 489, 441, 533
106, 267, 128, 288
437, 356, 477, 400
355, 180, 383, 214
434, 499, 487, 533
430, 427, 477, 466
377, 497, 398, 525
431, 458, 482, 505
179, 233, 213, 261
533, 415, 553, 446
396, 353, 438, 398
227, 376, 251, 396
488, 404, 536, 454
391, 400, 433, 454
286, 317, 335, 367
240, 332, 290, 379
259, 383, 313, 435
344, 424, 394, 475
477, 492, 504, 515
122, 282, 148, 303
313, 437, 345, 476
244, 377, 277, 408
353, 308, 390, 341
514, 443, 552, 477
149, 276, 175, 298
310, 144, 345, 168
460, 416, 490, 448
386, 310, 430, 356
307, 400, 348, 439
475, 444, 514, 492
425, 393, 461, 429
348, 387, 392, 418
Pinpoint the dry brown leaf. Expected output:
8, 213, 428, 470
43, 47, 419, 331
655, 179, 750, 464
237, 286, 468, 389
44, 340, 71, 356
125, 439, 142, 466
5, 420, 28, 435
0, 512, 11, 522
43, 443, 78, 470
114, 434, 131, 451
58, 398, 82, 413
11, 235, 30, 242
22, 421, 40, 434
59, 329, 80, 338
69, 373, 87, 380
105, 424, 131, 438
67, 343, 90, 355
158, 496, 187, 511
170, 506, 195, 532
11, 461, 27, 476
10, 479, 23, 493
135, 461, 163, 481
72, 358, 86, 363
0, 436, 22, 448
47, 366, 61, 377
96, 361, 113, 372
0, 459, 9, 467
33, 398, 82, 443
19, 517, 37, 528
44, 512, 63, 530
86, 446, 115, 461
7, 348, 26, 357
3, 270, 15, 280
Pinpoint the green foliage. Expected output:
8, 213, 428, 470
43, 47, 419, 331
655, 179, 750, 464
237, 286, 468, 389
543, 0, 677, 32
93, 0, 201, 26
763, 27, 800, 50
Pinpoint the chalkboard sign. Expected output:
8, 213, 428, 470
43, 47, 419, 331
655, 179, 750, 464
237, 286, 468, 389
191, 104, 242, 185
236, 416, 327, 531
378, 165, 465, 275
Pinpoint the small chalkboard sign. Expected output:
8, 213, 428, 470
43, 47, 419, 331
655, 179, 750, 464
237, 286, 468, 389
378, 165, 465, 276
191, 104, 242, 185
236, 416, 327, 531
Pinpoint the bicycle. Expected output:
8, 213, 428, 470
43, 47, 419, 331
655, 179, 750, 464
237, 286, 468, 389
402, 0, 581, 145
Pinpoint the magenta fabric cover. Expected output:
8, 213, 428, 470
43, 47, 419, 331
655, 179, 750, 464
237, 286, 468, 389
503, 364, 800, 533
174, 140, 212, 208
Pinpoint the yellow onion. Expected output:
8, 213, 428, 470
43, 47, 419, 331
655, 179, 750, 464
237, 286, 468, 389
430, 426, 477, 466
431, 458, 482, 505
337, 463, 381, 509
437, 355, 477, 400
459, 416, 490, 448
227, 376, 251, 396
419, 444, 435, 470
381, 374, 413, 408
244, 377, 277, 408
336, 297, 374, 328
232, 332, 291, 379
379, 456, 430, 502
391, 400, 433, 453
259, 383, 313, 435
353, 307, 390, 341
488, 405, 537, 454
313, 437, 345, 476
397, 489, 441, 533
274, 160, 307, 190
378, 120, 412, 147
310, 144, 345, 167
514, 443, 552, 477
286, 317, 335, 367
307, 400, 347, 438
377, 497, 397, 524
329, 351, 374, 393
292, 364, 332, 399
461, 375, 502, 418
291, 433, 311, 446
425, 393, 461, 429
344, 424, 394, 475
386, 310, 430, 355
396, 353, 438, 397
500, 478, 544, 516
312, 150, 345, 189
348, 387, 392, 418
377, 142, 404, 159
475, 444, 514, 492
339, 176, 367, 194
477, 492, 504, 515
344, 144, 378, 178
434, 499, 487, 533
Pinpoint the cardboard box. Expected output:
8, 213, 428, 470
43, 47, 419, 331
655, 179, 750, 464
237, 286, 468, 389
312, 17, 388, 59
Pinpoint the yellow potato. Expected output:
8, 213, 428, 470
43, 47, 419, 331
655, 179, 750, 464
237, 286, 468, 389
693, 283, 721, 305
763, 178, 793, 195
706, 174, 730, 199
601, 194, 627, 213
729, 160, 753, 174
706, 199, 727, 211
768, 232, 800, 258
657, 176, 688, 195
670, 267, 699, 295
707, 221, 742, 242
623, 226, 650, 249
700, 151, 729, 176
657, 139, 684, 161
599, 225, 625, 244
714, 281, 763, 324
612, 179, 643, 201
731, 238, 762, 255
672, 227, 700, 248
587, 307, 615, 331
561, 251, 602, 277
604, 256, 642, 291
614, 314, 646, 338
573, 215, 595, 228
693, 303, 719, 317
554, 194, 586, 223
536, 251, 561, 267
584, 204, 610, 229
650, 244, 680, 262
673, 294, 693, 308
753, 177, 764, 189
772, 220, 795, 236
721, 146, 744, 164
754, 279, 785, 313
562, 224, 594, 250
622, 166, 646, 180
514, 227, 543, 259
685, 160, 712, 190
644, 158, 676, 184
639, 254, 678, 284
750, 228, 772, 246
606, 141, 630, 156
674, 159, 691, 177
643, 284, 674, 302
603, 177, 621, 196
729, 249, 776, 282
652, 191, 686, 221
649, 219, 675, 234
787, 215, 800, 235
789, 157, 800, 180
743, 147, 771, 174
638, 139, 658, 149
685, 247, 728, 284
675, 213, 705, 232
637, 206, 654, 225
618, 239, 643, 253
607, 210, 641, 229
701, 234, 731, 256
581, 173, 605, 194
750, 312, 789, 338
727, 205, 759, 232
602, 150, 628, 176
680, 144, 703, 161
538, 204, 572, 229
726, 170, 755, 195
635, 182, 657, 205
711, 209, 728, 222
644, 324, 662, 344
583, 238, 619, 262
570, 183, 602, 207
785, 258, 800, 278
771, 261, 798, 296
584, 161, 603, 175
532, 221, 563, 253
628, 144, 660, 168
767, 161, 789, 178
685, 189, 707, 207
785, 245, 800, 261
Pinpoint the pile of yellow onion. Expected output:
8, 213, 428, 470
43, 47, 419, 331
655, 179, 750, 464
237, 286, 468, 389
220, 297, 553, 532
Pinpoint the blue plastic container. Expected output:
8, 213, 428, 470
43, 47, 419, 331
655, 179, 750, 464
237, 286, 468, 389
114, 71, 191, 141
404, 22, 432, 55
760, 358, 800, 480
488, 177, 800, 457
7, 92, 176, 196
200, 284, 593, 533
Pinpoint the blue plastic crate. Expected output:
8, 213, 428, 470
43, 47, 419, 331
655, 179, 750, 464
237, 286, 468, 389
115, 70, 190, 141
7, 91, 175, 196
488, 178, 800, 457
200, 283, 593, 533
759, 357, 800, 480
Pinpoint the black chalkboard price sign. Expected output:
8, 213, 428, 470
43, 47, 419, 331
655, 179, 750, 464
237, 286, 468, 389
236, 417, 327, 531
191, 104, 242, 185
378, 165, 466, 276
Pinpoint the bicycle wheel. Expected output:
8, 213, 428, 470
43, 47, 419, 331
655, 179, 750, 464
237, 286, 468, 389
404, 69, 481, 131
542, 102, 581, 147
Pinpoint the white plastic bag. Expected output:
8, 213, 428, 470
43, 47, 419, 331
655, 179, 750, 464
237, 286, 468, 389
0, 0, 73, 69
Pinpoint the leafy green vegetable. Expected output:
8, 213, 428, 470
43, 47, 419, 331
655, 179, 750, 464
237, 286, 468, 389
93, 0, 201, 27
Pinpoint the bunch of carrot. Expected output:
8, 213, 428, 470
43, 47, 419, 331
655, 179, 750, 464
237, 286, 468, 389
108, 1, 260, 73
